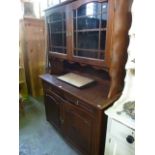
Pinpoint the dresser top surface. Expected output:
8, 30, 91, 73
40, 73, 112, 109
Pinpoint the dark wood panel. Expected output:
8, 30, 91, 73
42, 1, 133, 155
44, 91, 61, 129
63, 103, 94, 155
40, 73, 110, 109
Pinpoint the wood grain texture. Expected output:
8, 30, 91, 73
108, 0, 133, 98
41, 0, 133, 154
41, 73, 119, 155
40, 73, 110, 109
20, 18, 46, 97
45, 0, 112, 69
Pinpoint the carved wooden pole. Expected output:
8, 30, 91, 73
108, 0, 133, 98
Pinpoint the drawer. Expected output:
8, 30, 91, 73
43, 81, 64, 97
43, 81, 96, 116
45, 89, 66, 103
110, 119, 135, 148
63, 93, 96, 115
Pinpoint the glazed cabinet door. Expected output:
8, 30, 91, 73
70, 0, 112, 67
46, 5, 68, 59
44, 90, 62, 129
63, 102, 95, 155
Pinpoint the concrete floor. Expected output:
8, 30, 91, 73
19, 97, 79, 155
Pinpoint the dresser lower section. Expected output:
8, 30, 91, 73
42, 80, 108, 155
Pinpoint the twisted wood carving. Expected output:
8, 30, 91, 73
108, 0, 133, 98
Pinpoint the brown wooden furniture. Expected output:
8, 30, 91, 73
40, 0, 133, 154
19, 33, 28, 113
20, 18, 46, 97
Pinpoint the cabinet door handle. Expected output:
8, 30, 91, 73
126, 135, 134, 144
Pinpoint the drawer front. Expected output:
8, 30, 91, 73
43, 81, 97, 116
43, 81, 64, 97
110, 119, 135, 149
63, 93, 97, 116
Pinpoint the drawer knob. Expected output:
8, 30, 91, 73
126, 135, 134, 144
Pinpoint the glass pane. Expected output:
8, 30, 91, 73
50, 12, 62, 21
62, 12, 66, 20
77, 2, 101, 17
47, 23, 51, 50
77, 31, 99, 49
74, 19, 77, 30
77, 16, 100, 29
74, 32, 76, 47
101, 13, 107, 28
63, 33, 66, 46
52, 47, 66, 53
73, 10, 76, 18
102, 2, 108, 13
74, 50, 98, 59
50, 21, 66, 33
51, 33, 63, 46
63, 21, 66, 31
51, 21, 63, 32
50, 33, 66, 46
47, 16, 50, 23
100, 31, 106, 50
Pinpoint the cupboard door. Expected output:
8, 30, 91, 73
72, 0, 108, 61
46, 6, 67, 55
44, 91, 61, 129
63, 103, 94, 155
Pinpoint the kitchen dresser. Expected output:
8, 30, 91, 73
40, 0, 133, 154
